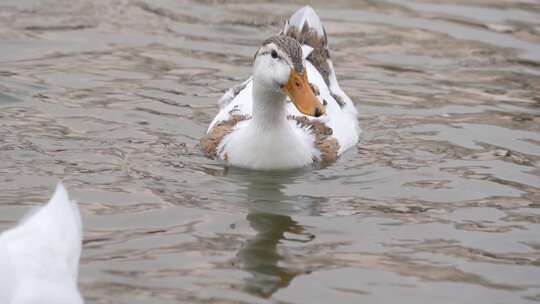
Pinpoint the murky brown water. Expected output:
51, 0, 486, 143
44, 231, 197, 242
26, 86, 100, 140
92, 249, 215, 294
1, 0, 540, 303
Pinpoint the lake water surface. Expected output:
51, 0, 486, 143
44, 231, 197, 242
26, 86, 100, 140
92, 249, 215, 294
1, 0, 539, 303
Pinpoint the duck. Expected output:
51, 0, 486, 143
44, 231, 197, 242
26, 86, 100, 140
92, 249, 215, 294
201, 6, 360, 170
0, 183, 84, 304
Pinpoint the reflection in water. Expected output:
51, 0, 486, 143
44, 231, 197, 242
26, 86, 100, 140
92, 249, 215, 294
229, 169, 316, 298
239, 213, 310, 297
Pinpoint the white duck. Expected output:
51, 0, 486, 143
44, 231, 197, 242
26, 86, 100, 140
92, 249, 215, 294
201, 6, 359, 170
0, 183, 83, 304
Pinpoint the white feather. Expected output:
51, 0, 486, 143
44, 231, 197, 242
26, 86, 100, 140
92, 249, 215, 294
286, 5, 326, 38
0, 183, 84, 304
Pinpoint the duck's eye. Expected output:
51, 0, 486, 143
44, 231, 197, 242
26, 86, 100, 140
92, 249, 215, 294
271, 50, 278, 59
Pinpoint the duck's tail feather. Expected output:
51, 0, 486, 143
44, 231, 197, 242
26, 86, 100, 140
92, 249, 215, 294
281, 6, 326, 43
281, 6, 333, 85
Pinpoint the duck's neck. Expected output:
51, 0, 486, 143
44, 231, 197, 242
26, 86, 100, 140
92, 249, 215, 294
251, 80, 289, 130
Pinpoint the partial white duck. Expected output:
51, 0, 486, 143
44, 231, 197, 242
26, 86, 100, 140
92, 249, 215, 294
0, 183, 84, 304
201, 6, 359, 170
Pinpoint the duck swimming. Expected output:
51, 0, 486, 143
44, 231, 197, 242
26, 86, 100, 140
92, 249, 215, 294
201, 6, 359, 170
0, 183, 83, 304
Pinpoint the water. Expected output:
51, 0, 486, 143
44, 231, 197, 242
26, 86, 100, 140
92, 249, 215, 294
1, 0, 539, 303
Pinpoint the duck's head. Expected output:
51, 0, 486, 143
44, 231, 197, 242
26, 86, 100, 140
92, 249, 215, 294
253, 35, 325, 117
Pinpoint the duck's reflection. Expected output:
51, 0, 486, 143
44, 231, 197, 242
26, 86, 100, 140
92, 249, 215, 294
238, 212, 314, 297
226, 168, 316, 298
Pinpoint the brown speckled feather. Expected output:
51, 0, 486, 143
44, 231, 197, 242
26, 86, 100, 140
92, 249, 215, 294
200, 115, 250, 158
288, 115, 340, 163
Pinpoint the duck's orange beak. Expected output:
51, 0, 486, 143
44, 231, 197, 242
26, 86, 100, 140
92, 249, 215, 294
283, 69, 325, 117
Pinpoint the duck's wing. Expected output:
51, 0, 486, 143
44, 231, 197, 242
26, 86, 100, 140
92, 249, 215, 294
203, 74, 254, 158
0, 183, 83, 304
207, 76, 253, 133
282, 6, 360, 154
